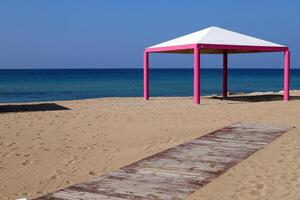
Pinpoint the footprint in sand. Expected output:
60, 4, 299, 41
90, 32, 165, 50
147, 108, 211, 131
7, 142, 16, 148
50, 175, 58, 180
89, 171, 97, 176
249, 189, 260, 196
22, 160, 32, 166
55, 169, 64, 174
43, 148, 51, 152
2, 152, 11, 157
277, 159, 285, 163
290, 176, 297, 182
80, 146, 91, 151
15, 131, 22, 136
36, 191, 43, 195
255, 184, 264, 190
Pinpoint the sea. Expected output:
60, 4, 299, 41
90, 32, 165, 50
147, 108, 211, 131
0, 69, 299, 103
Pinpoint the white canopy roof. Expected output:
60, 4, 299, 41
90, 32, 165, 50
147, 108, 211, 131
149, 26, 285, 50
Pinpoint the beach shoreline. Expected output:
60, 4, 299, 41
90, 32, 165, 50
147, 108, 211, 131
0, 90, 294, 105
1, 68, 299, 104
0, 91, 300, 200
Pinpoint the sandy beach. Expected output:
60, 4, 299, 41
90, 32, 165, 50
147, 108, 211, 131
0, 91, 300, 200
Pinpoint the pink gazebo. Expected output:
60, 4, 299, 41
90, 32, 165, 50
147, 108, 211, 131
143, 26, 290, 104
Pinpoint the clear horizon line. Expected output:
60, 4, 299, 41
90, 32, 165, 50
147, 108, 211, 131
0, 67, 298, 70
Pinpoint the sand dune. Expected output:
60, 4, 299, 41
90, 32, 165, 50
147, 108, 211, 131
0, 91, 300, 200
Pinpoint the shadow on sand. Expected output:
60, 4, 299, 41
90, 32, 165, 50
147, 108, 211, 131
0, 103, 70, 113
209, 94, 300, 103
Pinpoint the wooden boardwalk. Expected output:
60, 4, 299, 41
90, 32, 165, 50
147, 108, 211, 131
36, 122, 289, 200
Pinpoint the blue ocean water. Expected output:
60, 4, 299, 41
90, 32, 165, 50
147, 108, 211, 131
0, 69, 299, 103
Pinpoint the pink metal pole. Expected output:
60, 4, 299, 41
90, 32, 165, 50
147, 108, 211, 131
144, 51, 149, 100
194, 46, 200, 104
222, 52, 228, 98
284, 50, 290, 101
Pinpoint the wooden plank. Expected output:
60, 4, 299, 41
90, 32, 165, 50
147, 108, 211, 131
68, 168, 203, 199
202, 129, 281, 143
190, 139, 264, 150
136, 157, 230, 173
35, 122, 289, 200
139, 145, 250, 165
51, 190, 125, 200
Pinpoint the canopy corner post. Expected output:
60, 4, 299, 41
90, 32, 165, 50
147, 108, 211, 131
144, 51, 149, 100
194, 45, 200, 105
284, 49, 290, 101
222, 51, 228, 98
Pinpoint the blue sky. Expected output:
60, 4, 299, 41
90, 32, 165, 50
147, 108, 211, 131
0, 0, 299, 69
